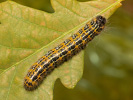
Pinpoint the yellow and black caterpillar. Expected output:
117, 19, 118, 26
24, 15, 106, 91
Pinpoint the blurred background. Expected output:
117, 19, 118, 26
0, 0, 132, 100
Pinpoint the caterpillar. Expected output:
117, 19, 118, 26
24, 15, 106, 91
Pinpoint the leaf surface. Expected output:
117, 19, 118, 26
0, 0, 122, 100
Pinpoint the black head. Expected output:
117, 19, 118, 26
96, 15, 106, 27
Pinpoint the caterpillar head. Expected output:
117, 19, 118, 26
95, 15, 106, 35
90, 15, 106, 35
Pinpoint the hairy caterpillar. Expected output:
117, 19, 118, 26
24, 15, 106, 91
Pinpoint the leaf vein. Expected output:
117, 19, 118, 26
55, 0, 86, 18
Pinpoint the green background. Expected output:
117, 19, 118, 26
0, 0, 132, 100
